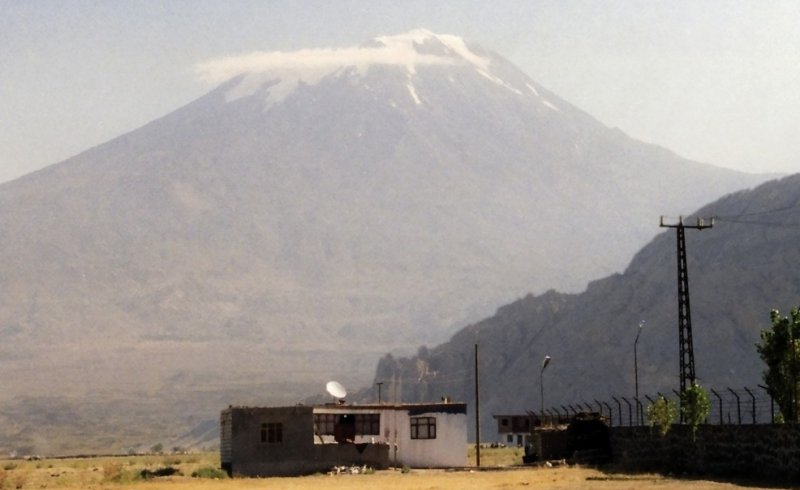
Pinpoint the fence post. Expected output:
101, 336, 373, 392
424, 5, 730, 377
727, 388, 741, 425
621, 397, 633, 426
743, 387, 756, 424
644, 395, 656, 426
554, 406, 565, 425
758, 385, 774, 424
671, 389, 683, 423
603, 402, 614, 427
544, 408, 553, 425
634, 397, 643, 426
612, 396, 623, 427
710, 389, 723, 425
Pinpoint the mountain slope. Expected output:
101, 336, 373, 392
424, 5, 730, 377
0, 30, 769, 454
369, 173, 800, 437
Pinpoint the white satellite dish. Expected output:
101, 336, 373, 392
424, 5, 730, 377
326, 380, 347, 399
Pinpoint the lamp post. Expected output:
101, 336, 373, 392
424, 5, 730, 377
634, 320, 645, 426
634, 320, 645, 400
540, 355, 551, 414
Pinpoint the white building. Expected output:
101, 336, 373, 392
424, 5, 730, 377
314, 402, 467, 468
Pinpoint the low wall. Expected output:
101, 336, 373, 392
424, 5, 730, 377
232, 443, 389, 477
610, 424, 800, 483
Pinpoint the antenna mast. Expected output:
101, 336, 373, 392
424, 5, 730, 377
659, 216, 714, 397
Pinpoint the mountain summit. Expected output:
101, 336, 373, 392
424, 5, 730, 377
0, 31, 768, 454
197, 29, 533, 103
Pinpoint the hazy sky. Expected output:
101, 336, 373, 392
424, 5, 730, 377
2, 0, 799, 184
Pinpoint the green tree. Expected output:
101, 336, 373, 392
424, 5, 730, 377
757, 308, 800, 423
681, 382, 711, 440
646, 395, 677, 437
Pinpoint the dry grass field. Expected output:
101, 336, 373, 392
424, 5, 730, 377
0, 448, 775, 490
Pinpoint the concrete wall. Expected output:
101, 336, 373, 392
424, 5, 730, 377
610, 424, 800, 483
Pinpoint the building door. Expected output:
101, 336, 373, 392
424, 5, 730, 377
334, 414, 356, 443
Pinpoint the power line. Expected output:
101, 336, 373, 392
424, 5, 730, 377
715, 217, 800, 227
714, 201, 800, 227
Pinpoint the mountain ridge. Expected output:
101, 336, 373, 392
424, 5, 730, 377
367, 173, 800, 438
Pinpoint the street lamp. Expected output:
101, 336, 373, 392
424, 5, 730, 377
634, 320, 645, 400
540, 355, 551, 414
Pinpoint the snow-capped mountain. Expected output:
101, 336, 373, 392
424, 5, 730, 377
0, 30, 769, 454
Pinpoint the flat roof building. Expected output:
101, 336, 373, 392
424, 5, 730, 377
221, 401, 467, 477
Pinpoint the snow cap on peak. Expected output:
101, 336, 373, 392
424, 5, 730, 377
195, 29, 488, 83
373, 29, 490, 72
194, 29, 513, 107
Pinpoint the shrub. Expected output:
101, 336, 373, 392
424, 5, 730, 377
646, 395, 677, 437
401, 465, 411, 474
681, 382, 711, 440
191, 466, 229, 479
140, 466, 179, 479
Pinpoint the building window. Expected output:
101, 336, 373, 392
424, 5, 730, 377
261, 422, 282, 443
314, 413, 380, 436
355, 414, 380, 435
410, 416, 436, 440
314, 414, 336, 435
507, 434, 513, 443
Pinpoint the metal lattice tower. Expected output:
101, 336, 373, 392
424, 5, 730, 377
660, 216, 713, 395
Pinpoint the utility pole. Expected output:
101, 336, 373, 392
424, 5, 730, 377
474, 343, 481, 467
660, 216, 713, 399
634, 320, 644, 401
376, 382, 384, 404
634, 320, 644, 424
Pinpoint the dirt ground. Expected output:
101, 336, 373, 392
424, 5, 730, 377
0, 462, 783, 490
0, 449, 788, 490
173, 467, 781, 490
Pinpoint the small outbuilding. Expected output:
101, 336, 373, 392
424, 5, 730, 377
493, 414, 535, 446
221, 401, 467, 476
